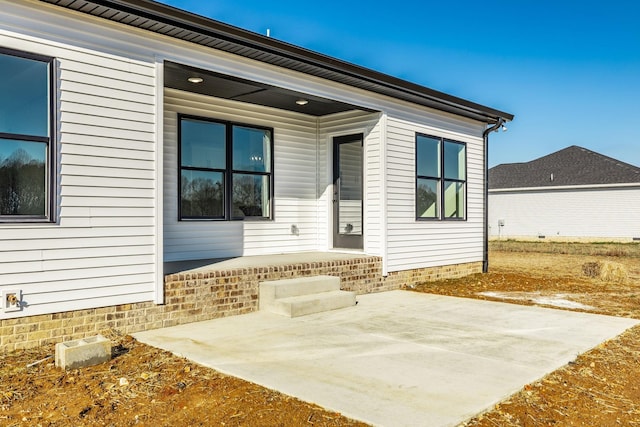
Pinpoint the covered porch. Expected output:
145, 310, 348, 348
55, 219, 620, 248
161, 61, 384, 266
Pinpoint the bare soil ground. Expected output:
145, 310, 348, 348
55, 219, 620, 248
1, 241, 639, 426
0, 331, 367, 427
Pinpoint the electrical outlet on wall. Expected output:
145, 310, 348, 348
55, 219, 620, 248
2, 290, 22, 313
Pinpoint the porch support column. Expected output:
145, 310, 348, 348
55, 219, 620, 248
380, 112, 389, 277
154, 56, 165, 304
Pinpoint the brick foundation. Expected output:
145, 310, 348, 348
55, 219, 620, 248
1, 257, 482, 353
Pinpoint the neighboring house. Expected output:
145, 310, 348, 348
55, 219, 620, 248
489, 145, 640, 241
0, 0, 512, 350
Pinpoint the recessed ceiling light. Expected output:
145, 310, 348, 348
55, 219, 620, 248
188, 77, 203, 84
295, 99, 309, 106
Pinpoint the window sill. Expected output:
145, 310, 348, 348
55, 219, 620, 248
0, 218, 53, 224
415, 217, 467, 222
179, 217, 274, 222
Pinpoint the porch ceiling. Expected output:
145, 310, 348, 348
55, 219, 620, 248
165, 62, 375, 116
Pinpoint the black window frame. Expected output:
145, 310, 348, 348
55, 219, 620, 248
178, 114, 274, 221
415, 133, 467, 221
0, 47, 55, 223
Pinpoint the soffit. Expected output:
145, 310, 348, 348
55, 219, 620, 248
39, 0, 514, 123
165, 62, 373, 116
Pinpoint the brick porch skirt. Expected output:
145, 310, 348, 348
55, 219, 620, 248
1, 257, 482, 353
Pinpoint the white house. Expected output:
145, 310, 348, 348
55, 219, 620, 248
0, 0, 512, 351
489, 146, 640, 241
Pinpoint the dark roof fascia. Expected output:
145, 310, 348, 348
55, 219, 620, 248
489, 182, 640, 193
40, 0, 513, 124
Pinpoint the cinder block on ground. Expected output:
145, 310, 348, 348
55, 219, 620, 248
55, 335, 111, 370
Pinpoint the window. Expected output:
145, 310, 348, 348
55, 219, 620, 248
0, 48, 54, 221
416, 134, 466, 220
179, 115, 273, 220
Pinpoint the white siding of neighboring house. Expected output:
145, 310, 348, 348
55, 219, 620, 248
384, 110, 487, 273
0, 2, 158, 319
489, 186, 640, 240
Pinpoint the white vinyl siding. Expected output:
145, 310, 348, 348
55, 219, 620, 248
365, 119, 383, 256
163, 90, 383, 261
385, 116, 485, 272
0, 5, 157, 319
163, 89, 320, 261
318, 111, 382, 254
489, 187, 640, 240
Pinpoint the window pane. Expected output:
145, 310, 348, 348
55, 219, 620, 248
181, 119, 225, 169
232, 173, 270, 218
338, 141, 362, 201
180, 169, 224, 218
0, 54, 49, 137
416, 178, 438, 218
444, 141, 466, 180
338, 140, 363, 236
416, 135, 440, 177
444, 180, 464, 219
232, 126, 271, 173
0, 139, 46, 215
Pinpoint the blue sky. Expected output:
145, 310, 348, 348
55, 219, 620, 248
158, 0, 640, 167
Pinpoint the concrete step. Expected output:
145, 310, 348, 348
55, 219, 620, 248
259, 275, 356, 317
260, 275, 340, 299
272, 290, 357, 317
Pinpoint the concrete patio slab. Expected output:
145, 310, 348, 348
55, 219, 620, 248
134, 291, 638, 427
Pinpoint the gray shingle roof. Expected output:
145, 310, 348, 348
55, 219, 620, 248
489, 145, 640, 189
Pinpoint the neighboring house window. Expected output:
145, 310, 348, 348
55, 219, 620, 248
416, 134, 466, 220
0, 48, 54, 221
179, 115, 273, 220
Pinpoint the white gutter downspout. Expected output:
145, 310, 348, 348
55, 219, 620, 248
481, 118, 504, 273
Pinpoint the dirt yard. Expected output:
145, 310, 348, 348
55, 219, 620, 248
1, 241, 639, 426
